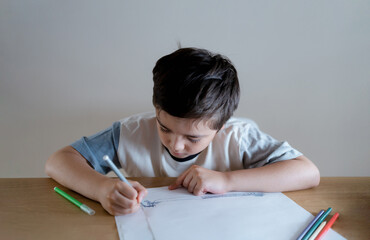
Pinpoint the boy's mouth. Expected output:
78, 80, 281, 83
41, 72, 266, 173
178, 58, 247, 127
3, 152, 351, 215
171, 151, 187, 158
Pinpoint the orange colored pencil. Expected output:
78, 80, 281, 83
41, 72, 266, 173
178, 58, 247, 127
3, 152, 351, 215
315, 212, 339, 240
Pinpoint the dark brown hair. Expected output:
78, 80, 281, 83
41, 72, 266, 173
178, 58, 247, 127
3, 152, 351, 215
152, 48, 240, 130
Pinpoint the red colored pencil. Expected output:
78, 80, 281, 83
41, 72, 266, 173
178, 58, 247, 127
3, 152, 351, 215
315, 212, 340, 240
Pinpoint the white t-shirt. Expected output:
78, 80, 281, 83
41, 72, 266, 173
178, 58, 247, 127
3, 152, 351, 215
71, 112, 302, 177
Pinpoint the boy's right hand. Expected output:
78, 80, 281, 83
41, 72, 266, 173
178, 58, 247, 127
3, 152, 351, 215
98, 178, 147, 215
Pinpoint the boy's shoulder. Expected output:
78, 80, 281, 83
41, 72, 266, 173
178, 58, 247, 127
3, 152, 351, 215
219, 117, 262, 141
119, 112, 156, 130
224, 116, 259, 130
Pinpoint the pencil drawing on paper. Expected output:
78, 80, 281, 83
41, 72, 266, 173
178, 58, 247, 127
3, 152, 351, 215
141, 192, 264, 208
201, 192, 264, 199
141, 200, 161, 208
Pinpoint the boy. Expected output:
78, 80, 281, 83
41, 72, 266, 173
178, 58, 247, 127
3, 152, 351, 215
45, 48, 320, 216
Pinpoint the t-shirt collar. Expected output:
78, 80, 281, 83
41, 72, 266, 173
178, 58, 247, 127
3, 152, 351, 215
164, 146, 201, 162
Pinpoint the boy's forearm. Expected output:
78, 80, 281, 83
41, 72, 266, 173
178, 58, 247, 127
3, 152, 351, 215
225, 155, 320, 192
45, 146, 109, 202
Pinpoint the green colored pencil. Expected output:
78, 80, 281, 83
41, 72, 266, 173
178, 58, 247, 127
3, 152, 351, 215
54, 187, 95, 215
302, 207, 332, 240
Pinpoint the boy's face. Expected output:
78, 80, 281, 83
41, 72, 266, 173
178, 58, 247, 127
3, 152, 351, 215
156, 109, 218, 159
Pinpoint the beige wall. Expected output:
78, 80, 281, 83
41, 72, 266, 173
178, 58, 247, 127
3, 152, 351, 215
1, 1, 369, 177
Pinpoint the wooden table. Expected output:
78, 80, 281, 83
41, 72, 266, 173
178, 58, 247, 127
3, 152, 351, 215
0, 177, 369, 240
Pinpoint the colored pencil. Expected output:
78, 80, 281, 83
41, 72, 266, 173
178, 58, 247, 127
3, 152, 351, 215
315, 212, 340, 240
296, 210, 325, 240
301, 207, 332, 240
308, 221, 326, 240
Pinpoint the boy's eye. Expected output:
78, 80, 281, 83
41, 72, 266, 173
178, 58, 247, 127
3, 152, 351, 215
188, 138, 200, 143
160, 126, 170, 133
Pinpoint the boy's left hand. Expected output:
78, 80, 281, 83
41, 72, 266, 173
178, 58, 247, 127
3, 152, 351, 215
168, 165, 229, 196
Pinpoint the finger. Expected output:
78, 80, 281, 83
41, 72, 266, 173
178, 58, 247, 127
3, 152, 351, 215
110, 201, 141, 216
182, 171, 194, 188
168, 168, 191, 190
131, 181, 147, 194
116, 181, 138, 200
187, 175, 200, 193
193, 183, 206, 196
130, 181, 147, 202
168, 183, 179, 190
168, 177, 184, 190
108, 189, 139, 210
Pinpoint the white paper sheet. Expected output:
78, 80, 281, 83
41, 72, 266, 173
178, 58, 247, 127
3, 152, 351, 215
115, 187, 346, 240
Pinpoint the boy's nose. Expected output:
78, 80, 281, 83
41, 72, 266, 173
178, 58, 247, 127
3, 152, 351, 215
171, 136, 185, 152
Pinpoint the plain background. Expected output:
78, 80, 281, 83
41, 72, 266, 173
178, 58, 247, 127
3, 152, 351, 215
1, 0, 369, 177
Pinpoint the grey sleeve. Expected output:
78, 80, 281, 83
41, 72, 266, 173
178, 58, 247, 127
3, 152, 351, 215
241, 125, 303, 169
70, 121, 121, 174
